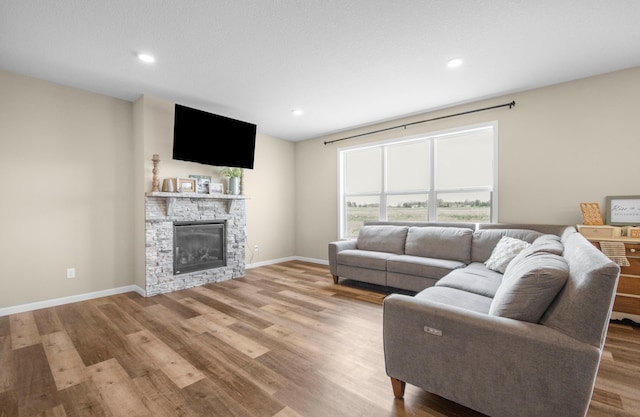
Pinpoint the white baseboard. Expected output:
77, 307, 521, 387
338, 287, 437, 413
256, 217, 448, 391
0, 285, 146, 317
1, 257, 328, 316
246, 256, 328, 269
293, 256, 329, 265
246, 256, 296, 269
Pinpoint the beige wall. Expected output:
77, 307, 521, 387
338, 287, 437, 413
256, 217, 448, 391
132, 97, 146, 290
0, 70, 134, 308
244, 132, 296, 264
295, 66, 640, 261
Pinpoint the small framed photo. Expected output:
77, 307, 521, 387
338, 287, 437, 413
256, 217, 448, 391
177, 177, 197, 193
209, 182, 224, 194
606, 195, 640, 226
189, 175, 212, 194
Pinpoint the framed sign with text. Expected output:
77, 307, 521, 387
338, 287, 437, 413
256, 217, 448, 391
606, 195, 640, 226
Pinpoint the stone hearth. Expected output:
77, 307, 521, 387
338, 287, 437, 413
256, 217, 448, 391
145, 192, 246, 296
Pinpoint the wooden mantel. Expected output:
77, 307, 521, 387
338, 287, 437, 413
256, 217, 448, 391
146, 191, 246, 216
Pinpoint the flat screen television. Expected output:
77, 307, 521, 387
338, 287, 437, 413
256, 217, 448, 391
173, 104, 256, 169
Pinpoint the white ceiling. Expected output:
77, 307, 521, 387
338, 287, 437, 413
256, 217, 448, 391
1, 1, 639, 142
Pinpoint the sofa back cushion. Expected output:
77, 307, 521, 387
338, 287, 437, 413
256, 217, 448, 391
489, 253, 569, 323
471, 229, 543, 263
405, 227, 473, 263
530, 234, 564, 255
356, 225, 408, 254
506, 234, 564, 268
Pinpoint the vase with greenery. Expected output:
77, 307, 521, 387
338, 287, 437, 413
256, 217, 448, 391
220, 167, 243, 195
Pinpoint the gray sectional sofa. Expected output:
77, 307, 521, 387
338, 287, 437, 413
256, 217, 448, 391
328, 221, 570, 292
328, 221, 621, 417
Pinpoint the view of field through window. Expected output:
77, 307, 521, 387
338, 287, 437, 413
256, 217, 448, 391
345, 196, 491, 237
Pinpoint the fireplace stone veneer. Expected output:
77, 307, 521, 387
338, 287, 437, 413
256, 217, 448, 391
145, 192, 246, 296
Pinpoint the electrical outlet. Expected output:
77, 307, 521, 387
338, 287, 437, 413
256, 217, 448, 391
254, 245, 259, 252
66, 268, 76, 279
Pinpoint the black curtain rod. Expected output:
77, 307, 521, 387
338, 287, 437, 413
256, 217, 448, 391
324, 100, 516, 145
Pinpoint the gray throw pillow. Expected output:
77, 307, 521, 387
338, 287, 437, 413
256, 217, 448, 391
489, 253, 569, 323
530, 234, 564, 255
503, 235, 565, 276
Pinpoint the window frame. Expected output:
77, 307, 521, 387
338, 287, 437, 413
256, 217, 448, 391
337, 121, 498, 239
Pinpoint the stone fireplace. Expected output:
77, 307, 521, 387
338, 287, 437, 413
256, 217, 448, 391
145, 192, 246, 296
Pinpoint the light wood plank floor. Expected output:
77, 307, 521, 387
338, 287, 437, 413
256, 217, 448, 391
1, 260, 638, 417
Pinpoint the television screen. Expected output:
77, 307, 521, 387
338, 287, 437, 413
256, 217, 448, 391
173, 104, 256, 169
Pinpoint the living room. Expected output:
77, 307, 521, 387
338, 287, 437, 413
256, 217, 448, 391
2, 65, 639, 313
1, 2, 640, 416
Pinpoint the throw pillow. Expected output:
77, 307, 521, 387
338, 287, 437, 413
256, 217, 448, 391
530, 234, 564, 255
484, 236, 531, 273
503, 235, 565, 276
489, 253, 570, 323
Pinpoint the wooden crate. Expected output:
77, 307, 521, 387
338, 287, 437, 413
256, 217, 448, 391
626, 227, 640, 238
577, 225, 622, 239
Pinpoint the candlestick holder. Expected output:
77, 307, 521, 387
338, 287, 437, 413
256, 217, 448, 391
151, 154, 160, 192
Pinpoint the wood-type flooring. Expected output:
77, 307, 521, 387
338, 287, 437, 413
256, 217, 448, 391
1, 260, 639, 417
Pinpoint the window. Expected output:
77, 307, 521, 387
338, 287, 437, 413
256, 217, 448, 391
339, 122, 496, 238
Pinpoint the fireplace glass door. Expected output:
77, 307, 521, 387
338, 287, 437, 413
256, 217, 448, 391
173, 221, 226, 274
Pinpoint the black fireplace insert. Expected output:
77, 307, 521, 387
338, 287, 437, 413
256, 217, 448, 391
173, 221, 226, 274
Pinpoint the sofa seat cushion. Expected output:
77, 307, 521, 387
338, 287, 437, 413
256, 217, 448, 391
337, 249, 395, 271
435, 263, 503, 298
387, 273, 438, 292
356, 225, 409, 254
387, 255, 465, 279
489, 253, 570, 323
462, 261, 507, 276
405, 226, 473, 264
415, 286, 493, 314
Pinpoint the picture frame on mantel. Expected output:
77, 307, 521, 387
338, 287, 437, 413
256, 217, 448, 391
177, 177, 197, 193
605, 195, 640, 226
189, 175, 212, 194
209, 182, 224, 194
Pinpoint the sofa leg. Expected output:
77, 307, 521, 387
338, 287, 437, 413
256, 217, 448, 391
332, 275, 339, 284
390, 377, 406, 399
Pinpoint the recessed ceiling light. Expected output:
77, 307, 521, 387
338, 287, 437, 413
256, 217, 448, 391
447, 58, 463, 68
291, 109, 304, 116
137, 53, 155, 63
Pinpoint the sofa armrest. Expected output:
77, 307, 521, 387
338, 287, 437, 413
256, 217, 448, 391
328, 239, 357, 276
383, 293, 601, 417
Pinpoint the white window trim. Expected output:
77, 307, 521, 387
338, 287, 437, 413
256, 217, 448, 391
337, 121, 498, 239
